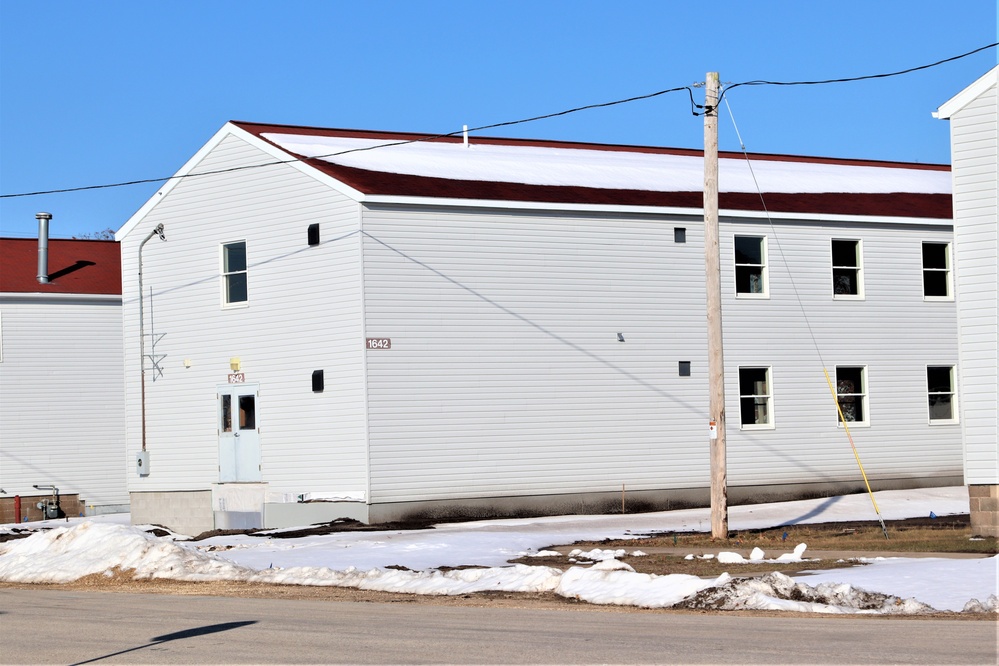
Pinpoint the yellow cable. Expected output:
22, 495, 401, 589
823, 368, 889, 537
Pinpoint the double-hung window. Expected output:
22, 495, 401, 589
222, 241, 248, 306
734, 235, 767, 297
835, 366, 868, 425
739, 367, 773, 428
927, 366, 957, 423
922, 242, 951, 299
831, 239, 863, 298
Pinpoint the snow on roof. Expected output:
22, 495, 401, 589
0, 238, 121, 296
233, 122, 952, 219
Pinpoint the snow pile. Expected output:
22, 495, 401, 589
556, 558, 728, 608
715, 543, 808, 564
676, 572, 935, 614
2, 523, 994, 614
0, 523, 253, 584
250, 563, 563, 596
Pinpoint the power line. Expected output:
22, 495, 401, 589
708, 41, 999, 113
2, 41, 995, 200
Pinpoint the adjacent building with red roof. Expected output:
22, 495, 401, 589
0, 237, 126, 521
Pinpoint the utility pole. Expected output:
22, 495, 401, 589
703, 72, 728, 538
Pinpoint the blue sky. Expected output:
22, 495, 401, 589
1, 1, 996, 239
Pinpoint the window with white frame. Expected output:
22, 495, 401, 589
835, 366, 867, 425
734, 235, 767, 296
831, 239, 863, 298
222, 241, 248, 306
922, 242, 951, 299
927, 365, 957, 422
739, 367, 773, 428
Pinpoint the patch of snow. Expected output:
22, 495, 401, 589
261, 133, 950, 196
0, 487, 992, 615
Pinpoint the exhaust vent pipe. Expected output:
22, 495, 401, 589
36, 212, 52, 284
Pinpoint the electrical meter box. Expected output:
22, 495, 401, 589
136, 451, 150, 476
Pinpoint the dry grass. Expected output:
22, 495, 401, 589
524, 515, 997, 578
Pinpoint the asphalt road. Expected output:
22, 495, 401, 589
1, 589, 995, 665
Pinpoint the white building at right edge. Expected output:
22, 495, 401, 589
936, 65, 999, 537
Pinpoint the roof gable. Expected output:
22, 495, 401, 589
935, 65, 999, 120
0, 238, 121, 295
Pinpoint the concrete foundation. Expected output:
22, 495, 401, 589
127, 475, 965, 534
968, 485, 999, 537
265, 501, 369, 528
130, 490, 214, 537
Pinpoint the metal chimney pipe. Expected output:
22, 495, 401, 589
36, 212, 52, 284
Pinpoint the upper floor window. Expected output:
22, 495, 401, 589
734, 235, 767, 297
832, 239, 863, 298
836, 366, 868, 426
927, 365, 957, 423
922, 242, 951, 299
739, 367, 773, 428
222, 241, 248, 306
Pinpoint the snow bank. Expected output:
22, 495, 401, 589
2, 523, 993, 615
0, 523, 253, 583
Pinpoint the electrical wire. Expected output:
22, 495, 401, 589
707, 41, 999, 114
2, 41, 995, 199
0, 87, 699, 199
723, 96, 891, 539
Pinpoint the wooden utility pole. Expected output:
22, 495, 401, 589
703, 72, 728, 538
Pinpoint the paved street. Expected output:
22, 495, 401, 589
1, 588, 996, 664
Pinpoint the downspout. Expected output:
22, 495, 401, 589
138, 223, 166, 453
36, 212, 52, 284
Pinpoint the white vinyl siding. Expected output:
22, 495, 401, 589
0, 298, 127, 506
121, 133, 368, 497
360, 205, 960, 503
947, 75, 998, 484
361, 205, 709, 503
720, 219, 960, 487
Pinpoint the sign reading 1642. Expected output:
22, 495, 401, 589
365, 338, 392, 350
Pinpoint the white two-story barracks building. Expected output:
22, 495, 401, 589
117, 122, 960, 536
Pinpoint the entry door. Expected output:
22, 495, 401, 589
218, 384, 261, 482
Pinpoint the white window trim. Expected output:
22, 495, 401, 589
921, 241, 953, 302
734, 235, 769, 299
835, 365, 870, 428
738, 366, 776, 430
926, 364, 959, 425
831, 238, 865, 300
220, 240, 249, 310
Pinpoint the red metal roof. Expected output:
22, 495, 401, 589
0, 238, 121, 295
232, 121, 952, 220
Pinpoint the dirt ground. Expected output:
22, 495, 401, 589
1, 515, 995, 620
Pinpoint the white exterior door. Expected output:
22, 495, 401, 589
218, 384, 261, 482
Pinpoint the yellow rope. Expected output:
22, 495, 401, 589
823, 368, 889, 539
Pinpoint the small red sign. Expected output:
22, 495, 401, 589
228, 373, 246, 383
365, 338, 392, 350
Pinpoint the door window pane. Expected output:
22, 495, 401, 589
221, 395, 232, 432
239, 395, 256, 430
